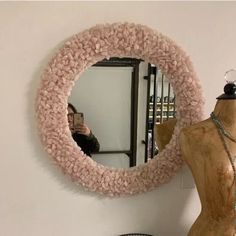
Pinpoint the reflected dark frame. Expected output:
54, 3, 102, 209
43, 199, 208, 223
144, 64, 176, 162
92, 57, 142, 167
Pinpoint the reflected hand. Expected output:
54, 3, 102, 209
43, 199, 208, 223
74, 123, 91, 136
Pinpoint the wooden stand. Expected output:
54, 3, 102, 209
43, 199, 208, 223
179, 99, 236, 236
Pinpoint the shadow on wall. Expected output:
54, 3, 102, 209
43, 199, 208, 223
108, 176, 195, 236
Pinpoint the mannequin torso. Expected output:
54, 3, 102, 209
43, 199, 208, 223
180, 100, 236, 236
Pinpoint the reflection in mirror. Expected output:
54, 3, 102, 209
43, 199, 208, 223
155, 118, 177, 152
68, 58, 176, 168
145, 64, 176, 161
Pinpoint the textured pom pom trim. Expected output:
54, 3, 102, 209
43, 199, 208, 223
36, 22, 204, 196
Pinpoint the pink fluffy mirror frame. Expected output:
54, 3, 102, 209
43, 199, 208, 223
36, 22, 204, 196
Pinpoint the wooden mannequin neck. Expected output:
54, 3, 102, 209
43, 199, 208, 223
213, 99, 236, 128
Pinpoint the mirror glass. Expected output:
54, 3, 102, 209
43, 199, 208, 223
68, 58, 176, 168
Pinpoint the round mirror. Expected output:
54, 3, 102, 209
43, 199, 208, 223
67, 58, 177, 169
36, 23, 204, 196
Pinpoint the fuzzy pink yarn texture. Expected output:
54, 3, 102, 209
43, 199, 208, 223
36, 22, 204, 196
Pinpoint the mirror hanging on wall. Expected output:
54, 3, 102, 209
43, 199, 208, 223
36, 22, 204, 195
67, 57, 176, 169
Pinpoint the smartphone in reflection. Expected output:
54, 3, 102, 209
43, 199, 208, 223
73, 113, 84, 128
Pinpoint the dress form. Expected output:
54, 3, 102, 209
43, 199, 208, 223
155, 118, 176, 151
180, 83, 236, 236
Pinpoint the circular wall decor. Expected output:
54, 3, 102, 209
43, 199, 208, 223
36, 22, 204, 196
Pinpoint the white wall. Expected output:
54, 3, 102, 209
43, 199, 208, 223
1, 2, 236, 236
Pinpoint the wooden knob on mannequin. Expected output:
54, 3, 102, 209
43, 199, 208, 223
217, 82, 236, 99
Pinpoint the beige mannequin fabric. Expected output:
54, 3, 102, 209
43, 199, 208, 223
155, 118, 177, 151
180, 99, 236, 236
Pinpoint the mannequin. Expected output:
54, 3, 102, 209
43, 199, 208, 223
155, 118, 177, 151
180, 82, 236, 236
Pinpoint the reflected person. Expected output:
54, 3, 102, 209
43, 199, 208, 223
67, 103, 100, 157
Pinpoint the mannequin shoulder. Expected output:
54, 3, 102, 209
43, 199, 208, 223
179, 119, 216, 161
180, 118, 216, 145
